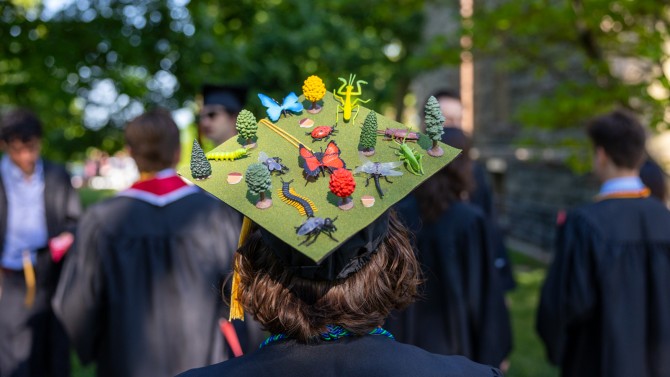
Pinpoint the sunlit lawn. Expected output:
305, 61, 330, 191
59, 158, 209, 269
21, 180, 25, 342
505, 252, 559, 377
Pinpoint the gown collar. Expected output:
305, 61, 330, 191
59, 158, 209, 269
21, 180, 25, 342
117, 168, 198, 207
596, 176, 649, 201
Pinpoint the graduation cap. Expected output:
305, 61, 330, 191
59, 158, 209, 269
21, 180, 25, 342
202, 84, 248, 114
181, 86, 460, 319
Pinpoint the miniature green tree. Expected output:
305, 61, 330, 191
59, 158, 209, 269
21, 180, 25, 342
424, 96, 445, 157
359, 111, 378, 156
190, 139, 212, 180
236, 109, 258, 148
245, 162, 272, 209
302, 75, 326, 113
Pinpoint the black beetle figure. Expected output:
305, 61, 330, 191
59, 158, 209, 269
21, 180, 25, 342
295, 216, 339, 246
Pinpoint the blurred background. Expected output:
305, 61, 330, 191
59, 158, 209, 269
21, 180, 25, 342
2, 0, 668, 376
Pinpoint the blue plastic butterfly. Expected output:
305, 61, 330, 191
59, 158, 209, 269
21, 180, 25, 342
258, 92, 304, 122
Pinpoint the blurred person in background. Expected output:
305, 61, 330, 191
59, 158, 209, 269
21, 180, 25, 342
537, 110, 670, 377
639, 157, 667, 204
386, 127, 513, 372
198, 84, 247, 148
433, 89, 515, 291
53, 108, 244, 377
0, 108, 81, 377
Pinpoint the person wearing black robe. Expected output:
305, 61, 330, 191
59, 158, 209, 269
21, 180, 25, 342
537, 110, 670, 377
386, 127, 512, 369
639, 157, 667, 203
434, 89, 515, 291
0, 109, 81, 377
53, 109, 243, 377
442, 126, 515, 291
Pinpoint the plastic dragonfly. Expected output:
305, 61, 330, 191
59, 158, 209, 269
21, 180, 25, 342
353, 158, 404, 198
258, 92, 304, 122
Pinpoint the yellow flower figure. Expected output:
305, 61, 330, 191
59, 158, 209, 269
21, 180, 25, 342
302, 75, 326, 114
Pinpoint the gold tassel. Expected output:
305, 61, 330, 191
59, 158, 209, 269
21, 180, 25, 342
22, 250, 36, 308
230, 216, 253, 321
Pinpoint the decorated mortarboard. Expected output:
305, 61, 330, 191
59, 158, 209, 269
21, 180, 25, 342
202, 84, 248, 113
181, 75, 459, 319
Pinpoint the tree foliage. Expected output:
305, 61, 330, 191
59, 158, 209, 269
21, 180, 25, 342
245, 162, 271, 196
235, 109, 257, 142
329, 168, 356, 199
1, 0, 429, 163
359, 111, 378, 150
424, 95, 444, 141
189, 139, 211, 179
471, 0, 669, 132
302, 75, 326, 104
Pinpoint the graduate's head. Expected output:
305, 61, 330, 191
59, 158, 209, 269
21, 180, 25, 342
0, 108, 43, 176
415, 127, 474, 222
233, 210, 420, 342
587, 110, 646, 180
432, 89, 462, 128
125, 108, 180, 173
199, 84, 247, 146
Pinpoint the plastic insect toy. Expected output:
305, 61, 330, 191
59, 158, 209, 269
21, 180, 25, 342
393, 138, 424, 176
258, 92, 304, 122
295, 216, 338, 246
378, 128, 420, 142
299, 140, 346, 178
333, 74, 370, 124
277, 179, 317, 217
306, 124, 338, 142
353, 159, 404, 198
258, 151, 289, 175
206, 147, 250, 161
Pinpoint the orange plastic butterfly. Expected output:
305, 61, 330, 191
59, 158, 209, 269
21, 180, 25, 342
299, 141, 346, 177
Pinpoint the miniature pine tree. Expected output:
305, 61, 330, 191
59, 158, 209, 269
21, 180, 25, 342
245, 162, 272, 209
329, 168, 356, 210
236, 109, 258, 147
359, 111, 378, 156
424, 96, 445, 157
302, 75, 326, 113
190, 140, 212, 180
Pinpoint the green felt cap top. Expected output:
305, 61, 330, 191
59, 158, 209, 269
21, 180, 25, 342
180, 87, 460, 265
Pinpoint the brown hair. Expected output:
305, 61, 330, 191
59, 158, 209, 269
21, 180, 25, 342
414, 127, 474, 222
125, 108, 180, 172
233, 211, 421, 342
587, 109, 646, 169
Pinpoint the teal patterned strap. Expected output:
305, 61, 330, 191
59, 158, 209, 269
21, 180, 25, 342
260, 325, 394, 348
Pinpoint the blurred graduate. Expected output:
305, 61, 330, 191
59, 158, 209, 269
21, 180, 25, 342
386, 127, 512, 370
53, 109, 243, 376
537, 110, 670, 377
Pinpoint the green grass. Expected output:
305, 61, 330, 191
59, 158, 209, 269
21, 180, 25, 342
505, 251, 559, 377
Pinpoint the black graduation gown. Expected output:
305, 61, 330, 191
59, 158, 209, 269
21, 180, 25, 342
386, 196, 512, 367
470, 162, 515, 291
52, 192, 241, 377
537, 197, 670, 377
177, 335, 503, 377
0, 161, 81, 377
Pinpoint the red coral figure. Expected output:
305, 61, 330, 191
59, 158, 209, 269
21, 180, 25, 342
329, 168, 356, 210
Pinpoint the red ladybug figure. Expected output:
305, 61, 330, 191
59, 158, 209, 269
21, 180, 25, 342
306, 124, 338, 142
